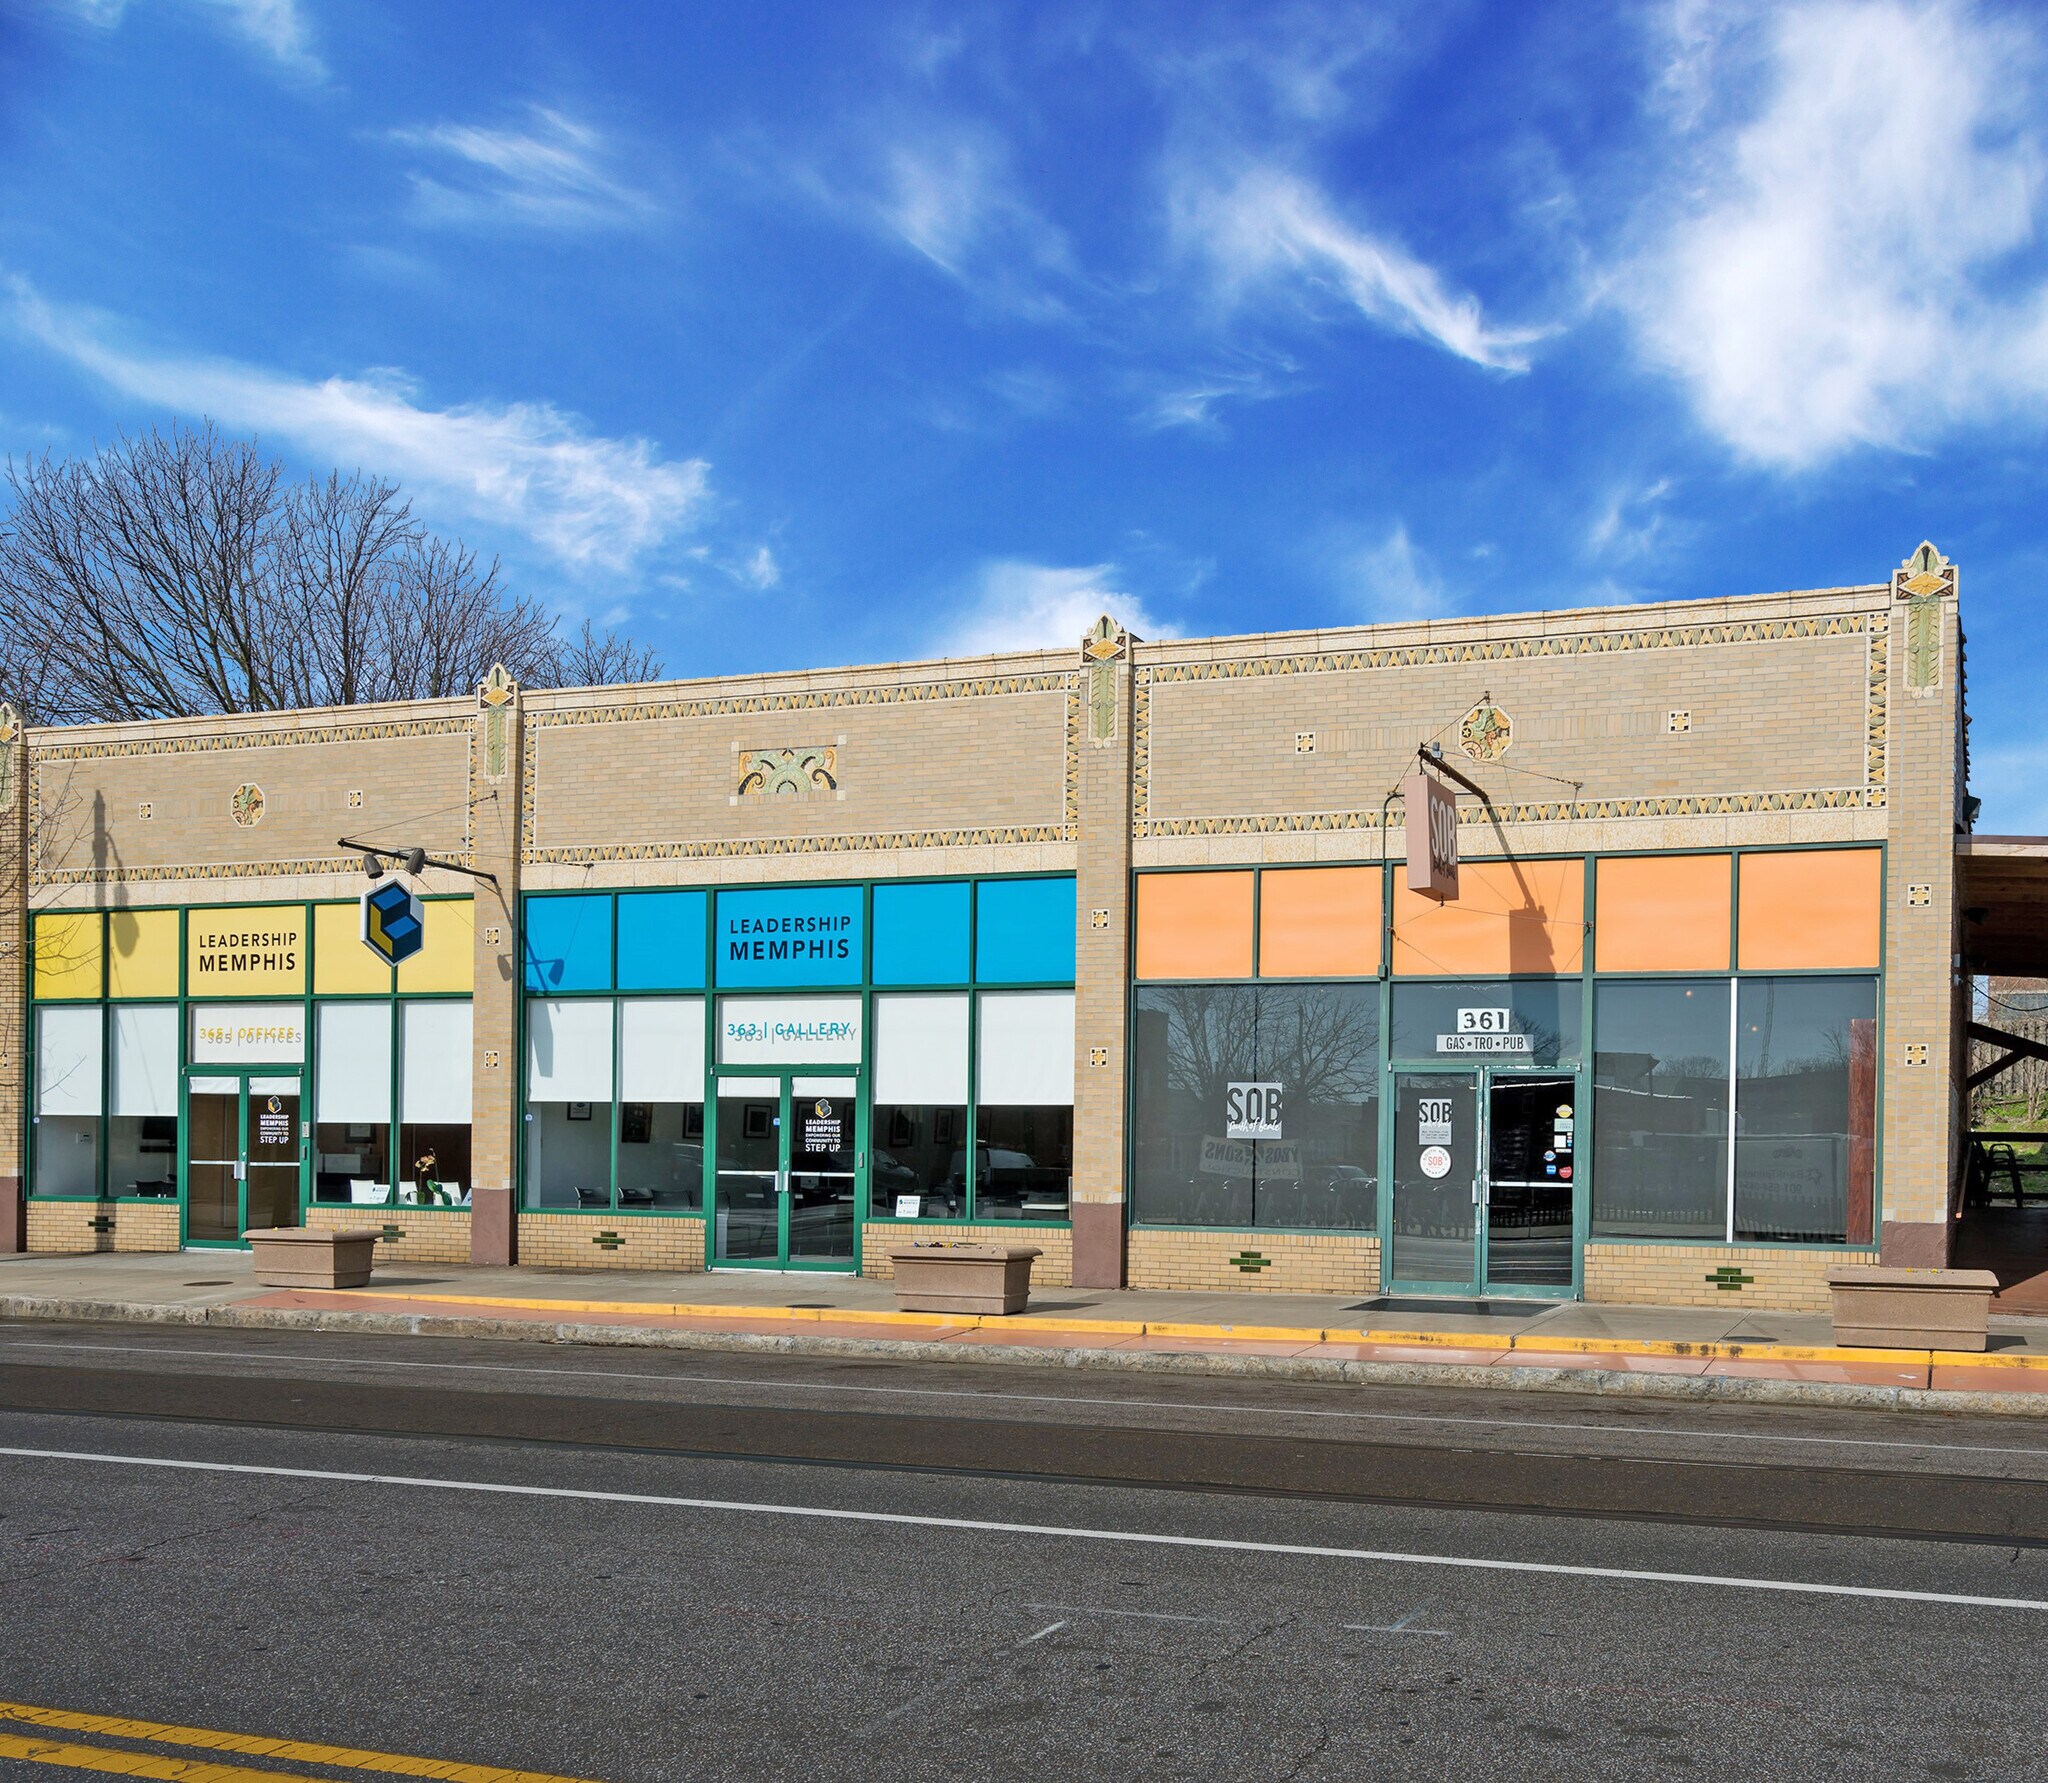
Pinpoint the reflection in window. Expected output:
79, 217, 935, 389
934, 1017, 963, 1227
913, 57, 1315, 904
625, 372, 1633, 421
1591, 981, 1730, 1240
1736, 977, 1877, 1243
107, 1004, 178, 1199
976, 992, 1074, 1219
1131, 985, 1379, 1229
870, 995, 967, 1219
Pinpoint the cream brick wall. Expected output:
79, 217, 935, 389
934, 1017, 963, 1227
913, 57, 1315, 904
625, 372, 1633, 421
1584, 1243, 1876, 1312
305, 1205, 474, 1265
1127, 1227, 1379, 1295
26, 1200, 180, 1253
515, 1212, 708, 1271
861, 1221, 1073, 1285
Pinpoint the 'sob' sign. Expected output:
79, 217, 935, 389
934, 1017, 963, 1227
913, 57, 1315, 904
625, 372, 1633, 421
1226, 1082, 1284, 1140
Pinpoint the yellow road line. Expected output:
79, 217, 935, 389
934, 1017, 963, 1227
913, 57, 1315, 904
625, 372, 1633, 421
0, 1703, 600, 1783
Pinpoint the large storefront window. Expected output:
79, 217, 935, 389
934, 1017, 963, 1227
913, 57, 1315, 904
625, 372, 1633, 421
400, 1001, 473, 1205
1592, 976, 1876, 1243
312, 1000, 474, 1206
1735, 977, 1877, 1243
524, 997, 706, 1210
33, 1004, 102, 1196
975, 992, 1075, 1219
616, 999, 705, 1210
1590, 981, 1729, 1240
871, 994, 968, 1218
1131, 984, 1379, 1229
108, 1005, 179, 1198
314, 1002, 391, 1204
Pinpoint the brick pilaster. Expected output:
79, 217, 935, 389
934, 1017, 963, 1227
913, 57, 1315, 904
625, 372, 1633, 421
469, 666, 521, 1265
1071, 617, 1134, 1286
1878, 543, 1965, 1265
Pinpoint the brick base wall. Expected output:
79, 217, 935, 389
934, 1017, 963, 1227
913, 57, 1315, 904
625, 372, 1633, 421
1585, 1243, 1877, 1312
305, 1205, 473, 1266
860, 1222, 1073, 1286
516, 1212, 708, 1271
26, 1200, 180, 1253
1127, 1227, 1378, 1294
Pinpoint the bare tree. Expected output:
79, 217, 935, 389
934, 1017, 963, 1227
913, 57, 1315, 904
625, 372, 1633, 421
0, 421, 663, 724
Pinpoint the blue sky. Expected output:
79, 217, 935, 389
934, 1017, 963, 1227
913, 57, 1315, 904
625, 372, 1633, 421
2, 0, 2046, 825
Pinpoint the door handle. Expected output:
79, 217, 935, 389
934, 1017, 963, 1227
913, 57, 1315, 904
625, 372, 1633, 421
776, 1170, 790, 1196
234, 1161, 247, 1182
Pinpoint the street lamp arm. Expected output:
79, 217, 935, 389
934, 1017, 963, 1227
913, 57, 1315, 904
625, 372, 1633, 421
335, 835, 501, 889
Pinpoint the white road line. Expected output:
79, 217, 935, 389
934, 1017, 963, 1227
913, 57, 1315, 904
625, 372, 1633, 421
2, 1442, 2044, 1612
1024, 1602, 1221, 1623
1018, 1622, 1066, 1645
3, 1338, 2041, 1462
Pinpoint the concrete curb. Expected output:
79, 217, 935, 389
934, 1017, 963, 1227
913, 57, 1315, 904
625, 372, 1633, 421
7, 1293, 2048, 1419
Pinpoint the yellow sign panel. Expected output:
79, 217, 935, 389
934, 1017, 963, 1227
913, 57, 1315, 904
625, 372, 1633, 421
31, 912, 103, 1000
108, 908, 180, 999
186, 906, 306, 996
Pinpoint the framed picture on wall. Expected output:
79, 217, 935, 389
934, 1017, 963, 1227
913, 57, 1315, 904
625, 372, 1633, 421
743, 1104, 771, 1140
567, 1101, 593, 1122
621, 1102, 652, 1145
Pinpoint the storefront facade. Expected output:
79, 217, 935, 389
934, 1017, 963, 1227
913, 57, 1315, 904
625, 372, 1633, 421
0, 544, 1974, 1310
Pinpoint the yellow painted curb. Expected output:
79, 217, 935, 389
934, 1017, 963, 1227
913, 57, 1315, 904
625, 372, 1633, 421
1141, 1320, 1326, 1343
272, 1289, 2048, 1376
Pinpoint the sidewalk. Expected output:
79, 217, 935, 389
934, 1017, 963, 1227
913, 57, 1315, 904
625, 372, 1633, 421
5, 1250, 2048, 1414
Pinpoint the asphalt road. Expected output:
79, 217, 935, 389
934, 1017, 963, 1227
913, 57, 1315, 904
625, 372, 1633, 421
1, 1322, 2047, 1781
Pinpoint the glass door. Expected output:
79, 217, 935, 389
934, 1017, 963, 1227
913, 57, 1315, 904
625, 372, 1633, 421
1482, 1075, 1577, 1292
183, 1072, 307, 1245
185, 1076, 243, 1245
1388, 1072, 1480, 1288
711, 1075, 858, 1269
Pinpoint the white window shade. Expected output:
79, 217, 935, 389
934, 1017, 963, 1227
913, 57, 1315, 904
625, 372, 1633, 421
874, 994, 968, 1103
528, 998, 613, 1101
977, 991, 1074, 1106
316, 1002, 391, 1123
620, 998, 705, 1103
37, 1005, 103, 1117
111, 1005, 178, 1118
403, 1001, 473, 1124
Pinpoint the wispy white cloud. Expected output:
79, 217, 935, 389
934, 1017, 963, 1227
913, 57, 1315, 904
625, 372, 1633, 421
390, 106, 656, 231
795, 123, 1075, 319
1587, 476, 1675, 560
1329, 522, 1447, 622
64, 0, 325, 79
742, 546, 780, 589
1173, 164, 1544, 372
1620, 0, 2048, 467
935, 560, 1175, 656
7, 277, 708, 573
1137, 361, 1296, 433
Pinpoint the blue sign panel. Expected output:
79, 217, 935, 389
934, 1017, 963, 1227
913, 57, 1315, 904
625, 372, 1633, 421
714, 885, 864, 987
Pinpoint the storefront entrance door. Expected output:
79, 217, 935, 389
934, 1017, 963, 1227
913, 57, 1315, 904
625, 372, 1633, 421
1387, 1070, 1579, 1295
183, 1072, 306, 1246
711, 1075, 858, 1269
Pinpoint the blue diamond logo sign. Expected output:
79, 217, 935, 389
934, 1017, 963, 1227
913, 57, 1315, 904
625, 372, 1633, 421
361, 878, 425, 966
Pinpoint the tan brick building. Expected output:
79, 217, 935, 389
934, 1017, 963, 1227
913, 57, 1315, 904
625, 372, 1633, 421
0, 542, 2009, 1311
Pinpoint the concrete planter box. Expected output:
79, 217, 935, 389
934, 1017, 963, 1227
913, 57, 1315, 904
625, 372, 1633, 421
1828, 1266, 1999, 1351
246, 1226, 382, 1290
890, 1244, 1042, 1315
